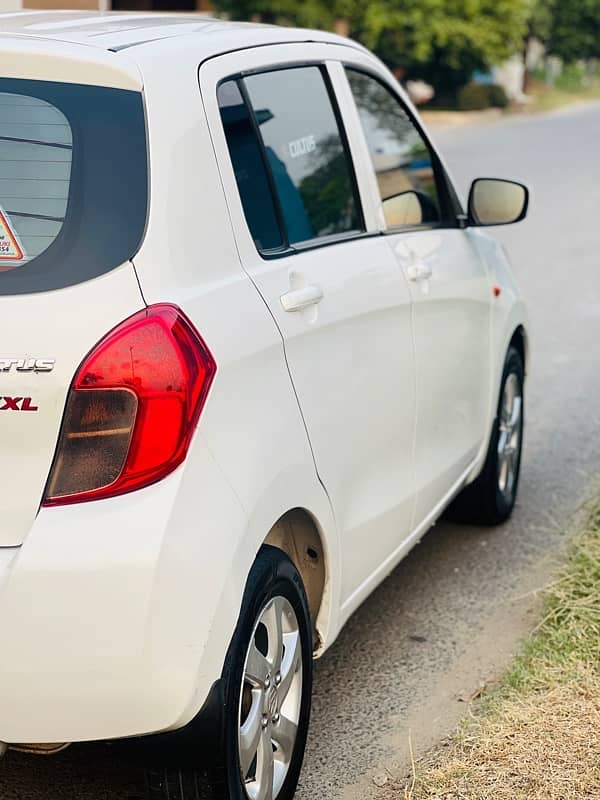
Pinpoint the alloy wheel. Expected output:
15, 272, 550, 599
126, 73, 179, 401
497, 371, 523, 501
238, 596, 303, 800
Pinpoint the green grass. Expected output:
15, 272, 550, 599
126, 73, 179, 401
394, 494, 600, 800
503, 504, 600, 689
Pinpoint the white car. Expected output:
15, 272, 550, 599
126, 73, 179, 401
0, 12, 529, 800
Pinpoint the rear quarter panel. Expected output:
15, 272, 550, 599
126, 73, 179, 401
131, 43, 342, 712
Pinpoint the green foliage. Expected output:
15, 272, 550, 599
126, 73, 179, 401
526, 0, 600, 63
211, 0, 600, 92
457, 82, 491, 110
524, 0, 554, 43
365, 0, 529, 93
548, 0, 600, 62
555, 62, 586, 91
503, 499, 600, 695
487, 83, 509, 107
212, 0, 530, 94
457, 82, 509, 110
298, 136, 358, 235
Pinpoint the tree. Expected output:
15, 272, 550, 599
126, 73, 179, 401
213, 0, 530, 97
547, 0, 600, 62
366, 0, 530, 97
521, 0, 555, 90
525, 0, 554, 44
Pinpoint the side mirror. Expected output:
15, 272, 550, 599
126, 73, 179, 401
382, 189, 439, 227
468, 178, 529, 226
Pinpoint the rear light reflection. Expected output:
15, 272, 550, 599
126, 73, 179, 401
43, 304, 216, 506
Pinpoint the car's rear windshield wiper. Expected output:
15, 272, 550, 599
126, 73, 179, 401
0, 135, 72, 150
4, 210, 65, 223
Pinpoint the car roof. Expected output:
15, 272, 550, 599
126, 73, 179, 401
0, 10, 354, 55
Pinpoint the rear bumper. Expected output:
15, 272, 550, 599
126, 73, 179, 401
0, 443, 247, 745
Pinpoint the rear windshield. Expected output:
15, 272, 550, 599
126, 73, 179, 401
0, 78, 147, 294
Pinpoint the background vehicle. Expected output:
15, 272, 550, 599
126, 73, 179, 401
0, 12, 528, 800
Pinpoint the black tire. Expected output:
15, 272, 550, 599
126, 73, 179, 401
146, 545, 313, 800
448, 346, 524, 525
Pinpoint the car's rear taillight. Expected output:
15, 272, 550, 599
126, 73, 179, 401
43, 304, 216, 506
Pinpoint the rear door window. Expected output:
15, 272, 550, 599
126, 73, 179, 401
218, 66, 363, 252
0, 93, 72, 270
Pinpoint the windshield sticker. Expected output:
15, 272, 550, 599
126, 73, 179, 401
0, 207, 24, 262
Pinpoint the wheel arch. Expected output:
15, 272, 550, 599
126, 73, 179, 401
263, 507, 330, 655
509, 324, 529, 375
467, 317, 528, 487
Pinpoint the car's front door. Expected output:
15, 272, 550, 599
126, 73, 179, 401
201, 46, 418, 607
344, 68, 492, 528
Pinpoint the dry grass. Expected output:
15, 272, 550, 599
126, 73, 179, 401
405, 673, 600, 800
525, 79, 600, 113
397, 498, 600, 800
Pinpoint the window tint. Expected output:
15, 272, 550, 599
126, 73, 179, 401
242, 67, 362, 247
0, 93, 72, 270
347, 70, 441, 228
218, 81, 283, 251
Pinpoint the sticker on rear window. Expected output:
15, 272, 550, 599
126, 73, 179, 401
0, 207, 24, 262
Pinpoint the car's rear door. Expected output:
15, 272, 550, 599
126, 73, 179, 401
200, 44, 417, 607
343, 66, 493, 528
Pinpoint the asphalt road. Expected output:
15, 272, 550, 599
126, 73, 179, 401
2, 102, 600, 800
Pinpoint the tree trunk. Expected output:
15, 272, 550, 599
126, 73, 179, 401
522, 34, 531, 93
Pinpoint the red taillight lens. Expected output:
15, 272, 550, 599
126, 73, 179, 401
43, 304, 216, 506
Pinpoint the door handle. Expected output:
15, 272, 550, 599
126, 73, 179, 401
406, 262, 433, 282
280, 284, 324, 312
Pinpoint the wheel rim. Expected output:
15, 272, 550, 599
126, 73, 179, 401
497, 371, 522, 501
238, 596, 303, 800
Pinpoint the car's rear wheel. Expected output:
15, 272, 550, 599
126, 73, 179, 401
449, 345, 524, 525
146, 546, 313, 800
